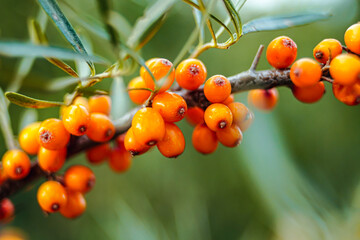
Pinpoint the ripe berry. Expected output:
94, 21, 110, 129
344, 22, 360, 54
140, 58, 175, 93
204, 103, 233, 131
248, 88, 279, 111
64, 165, 95, 194
216, 124, 243, 148
38, 118, 70, 151
109, 147, 132, 173
227, 102, 254, 132
204, 75, 231, 103
128, 76, 151, 104
19, 122, 41, 155
38, 147, 67, 172
89, 95, 111, 116
313, 38, 342, 64
0, 198, 14, 223
124, 127, 150, 156
332, 82, 360, 106
37, 181, 67, 213
87, 113, 115, 142
175, 58, 207, 90
192, 123, 218, 154
86, 143, 111, 164
132, 107, 165, 146
73, 96, 90, 111
152, 92, 187, 122
222, 94, 234, 105
60, 191, 86, 219
266, 36, 297, 69
2, 149, 31, 180
292, 82, 325, 104
290, 58, 322, 87
62, 104, 90, 136
330, 54, 360, 86
185, 107, 204, 126
157, 123, 185, 158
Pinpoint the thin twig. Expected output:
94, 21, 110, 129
321, 76, 334, 84
249, 45, 265, 72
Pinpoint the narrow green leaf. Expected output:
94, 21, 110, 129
215, 0, 246, 38
108, 11, 132, 40
192, 0, 205, 45
96, 0, 120, 49
46, 76, 79, 91
19, 109, 38, 131
0, 88, 16, 150
5, 92, 64, 109
110, 77, 130, 119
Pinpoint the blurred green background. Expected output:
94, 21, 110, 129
0, 0, 360, 239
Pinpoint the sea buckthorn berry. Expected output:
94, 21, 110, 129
0, 198, 14, 223
73, 96, 90, 111
140, 58, 175, 93
62, 104, 90, 136
64, 165, 95, 194
128, 76, 151, 104
266, 36, 297, 69
89, 95, 111, 116
185, 107, 204, 126
292, 82, 325, 104
157, 123, 185, 158
290, 58, 322, 87
109, 147, 132, 173
2, 149, 31, 180
38, 118, 70, 151
204, 103, 233, 131
227, 102, 254, 132
330, 54, 360, 86
37, 181, 67, 213
192, 123, 218, 154
124, 127, 150, 156
38, 147, 67, 172
175, 58, 207, 90
222, 94, 234, 105
19, 122, 41, 155
332, 82, 360, 106
216, 124, 243, 148
132, 107, 165, 146
60, 191, 86, 219
344, 22, 360, 54
313, 39, 342, 64
86, 113, 115, 142
248, 88, 279, 111
86, 143, 111, 164
152, 92, 187, 122
204, 75, 231, 103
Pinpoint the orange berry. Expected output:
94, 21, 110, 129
227, 102, 254, 132
216, 124, 243, 148
132, 107, 165, 146
192, 123, 218, 154
152, 92, 187, 122
185, 107, 204, 126
87, 113, 115, 142
175, 58, 207, 90
290, 58, 322, 87
292, 82, 325, 104
344, 22, 360, 54
313, 38, 343, 64
109, 147, 132, 173
86, 143, 111, 164
124, 127, 150, 156
332, 82, 360, 106
60, 191, 86, 219
62, 104, 90, 136
38, 147, 66, 172
37, 180, 67, 213
157, 123, 185, 158
89, 95, 111, 116
0, 198, 14, 223
266, 36, 297, 69
248, 88, 278, 111
140, 58, 175, 93
128, 76, 151, 104
64, 165, 95, 194
19, 122, 41, 155
222, 94, 234, 105
204, 103, 233, 131
204, 75, 231, 103
38, 118, 70, 151
330, 54, 360, 86
2, 149, 31, 180
73, 96, 90, 111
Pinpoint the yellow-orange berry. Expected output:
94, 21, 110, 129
2, 149, 31, 180
86, 143, 111, 164
73, 96, 90, 111
19, 122, 41, 155
292, 82, 325, 104
0, 198, 14, 223
248, 88, 278, 111
204, 103, 233, 131
204, 75, 231, 103
152, 92, 187, 122
332, 82, 360, 106
37, 181, 67, 213
175, 58, 207, 90
38, 147, 66, 172
128, 76, 151, 105
266, 36, 297, 69
344, 22, 360, 54
124, 127, 150, 156
62, 104, 90, 136
38, 118, 70, 151
185, 107, 204, 126
192, 123, 218, 154
89, 95, 111, 116
227, 102, 254, 132
109, 147, 132, 173
290, 58, 322, 87
216, 124, 243, 148
157, 123, 185, 158
330, 54, 360, 86
87, 113, 115, 142
64, 165, 95, 194
222, 94, 234, 105
60, 191, 86, 219
313, 38, 343, 64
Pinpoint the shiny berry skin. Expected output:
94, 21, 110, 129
290, 58, 322, 88
266, 36, 297, 69
37, 181, 68, 213
332, 82, 360, 106
86, 143, 111, 164
128, 76, 151, 105
192, 123, 218, 154
152, 92, 187, 122
175, 58, 207, 90
330, 54, 360, 86
109, 147, 132, 173
0, 198, 14, 222
313, 38, 342, 64
292, 82, 325, 104
157, 123, 185, 158
89, 95, 111, 116
204, 103, 233, 131
185, 107, 204, 126
248, 88, 278, 111
64, 165, 95, 194
204, 75, 231, 103
86, 113, 115, 142
2, 149, 31, 180
124, 127, 150, 156
216, 124, 243, 148
344, 22, 360, 54
132, 107, 165, 146
38, 147, 67, 172
38, 118, 70, 151
62, 104, 90, 136
19, 122, 41, 155
73, 96, 90, 111
227, 102, 254, 132
222, 94, 234, 105
60, 191, 86, 219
